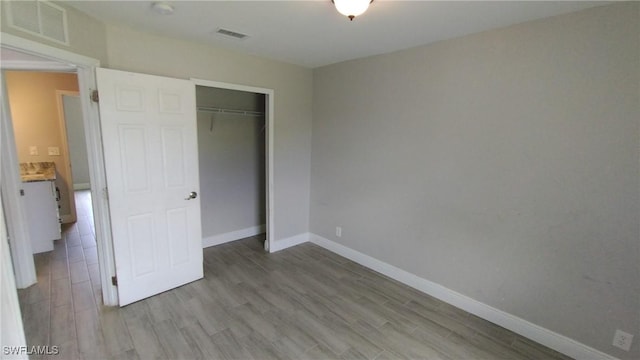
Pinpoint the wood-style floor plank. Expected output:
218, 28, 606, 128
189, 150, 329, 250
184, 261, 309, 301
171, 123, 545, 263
16, 190, 574, 360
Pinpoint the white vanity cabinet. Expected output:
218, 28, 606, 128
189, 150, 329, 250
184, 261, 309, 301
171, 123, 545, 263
23, 180, 61, 253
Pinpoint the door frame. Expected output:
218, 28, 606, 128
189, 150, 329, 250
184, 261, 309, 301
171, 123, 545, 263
0, 32, 119, 306
192, 78, 275, 252
55, 90, 80, 223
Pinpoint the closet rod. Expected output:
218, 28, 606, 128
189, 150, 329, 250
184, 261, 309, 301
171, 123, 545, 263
197, 106, 264, 117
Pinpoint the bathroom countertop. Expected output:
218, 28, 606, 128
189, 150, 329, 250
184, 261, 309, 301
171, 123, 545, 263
20, 162, 57, 182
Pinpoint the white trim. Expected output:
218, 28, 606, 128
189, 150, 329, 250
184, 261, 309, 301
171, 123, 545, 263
0, 33, 93, 66
269, 232, 309, 253
0, 192, 28, 359
72, 183, 90, 190
0, 32, 119, 306
0, 71, 37, 288
191, 78, 275, 253
191, 79, 272, 95
202, 225, 266, 248
55, 90, 78, 224
77, 66, 118, 306
308, 234, 618, 360
0, 60, 75, 72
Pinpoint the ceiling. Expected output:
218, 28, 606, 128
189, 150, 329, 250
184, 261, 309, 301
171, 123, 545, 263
63, 1, 609, 68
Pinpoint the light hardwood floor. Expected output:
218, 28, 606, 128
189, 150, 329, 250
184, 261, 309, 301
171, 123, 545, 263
18, 191, 572, 360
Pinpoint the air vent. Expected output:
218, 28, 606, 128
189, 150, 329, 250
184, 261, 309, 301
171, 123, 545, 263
215, 28, 249, 40
6, 0, 69, 45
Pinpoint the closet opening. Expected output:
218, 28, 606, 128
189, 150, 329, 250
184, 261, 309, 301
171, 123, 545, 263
196, 85, 268, 250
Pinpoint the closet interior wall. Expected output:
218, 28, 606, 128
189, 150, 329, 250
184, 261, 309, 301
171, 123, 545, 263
196, 86, 266, 245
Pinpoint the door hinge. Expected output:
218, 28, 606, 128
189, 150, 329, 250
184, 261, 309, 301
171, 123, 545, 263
103, 187, 109, 200
19, 189, 24, 196
111, 276, 118, 286
91, 89, 99, 103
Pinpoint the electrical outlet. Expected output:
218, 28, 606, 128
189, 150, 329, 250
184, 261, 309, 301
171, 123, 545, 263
48, 146, 60, 156
336, 226, 342, 238
613, 329, 633, 351
29, 146, 38, 155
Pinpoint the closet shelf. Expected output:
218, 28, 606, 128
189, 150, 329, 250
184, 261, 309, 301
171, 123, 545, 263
197, 106, 264, 117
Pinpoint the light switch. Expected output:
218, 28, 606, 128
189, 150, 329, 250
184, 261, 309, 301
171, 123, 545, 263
29, 146, 38, 155
48, 146, 60, 156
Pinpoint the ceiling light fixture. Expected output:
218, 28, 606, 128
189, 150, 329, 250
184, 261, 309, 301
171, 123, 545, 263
151, 2, 174, 15
332, 0, 373, 21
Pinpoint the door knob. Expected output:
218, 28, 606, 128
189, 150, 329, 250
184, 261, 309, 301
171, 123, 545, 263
185, 191, 197, 200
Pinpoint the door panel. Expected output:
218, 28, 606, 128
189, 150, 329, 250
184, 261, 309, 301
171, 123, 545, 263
128, 214, 155, 276
120, 126, 150, 193
167, 207, 190, 265
96, 68, 202, 306
161, 128, 187, 188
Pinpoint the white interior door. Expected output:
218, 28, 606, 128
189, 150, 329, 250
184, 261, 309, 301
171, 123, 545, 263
96, 68, 202, 306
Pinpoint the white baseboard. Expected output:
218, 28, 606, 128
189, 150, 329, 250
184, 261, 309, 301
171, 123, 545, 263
269, 232, 310, 253
308, 233, 617, 360
202, 225, 265, 248
73, 183, 91, 190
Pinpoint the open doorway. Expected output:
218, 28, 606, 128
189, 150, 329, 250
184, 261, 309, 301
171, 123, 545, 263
5, 72, 79, 227
58, 91, 91, 193
4, 72, 97, 247
0, 35, 118, 310
193, 78, 275, 252
196, 85, 267, 248
4, 70, 103, 345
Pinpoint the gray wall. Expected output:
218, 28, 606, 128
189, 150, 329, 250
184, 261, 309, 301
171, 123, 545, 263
196, 86, 266, 238
310, 3, 639, 359
104, 24, 312, 242
63, 95, 90, 188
